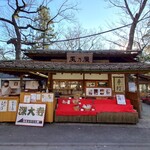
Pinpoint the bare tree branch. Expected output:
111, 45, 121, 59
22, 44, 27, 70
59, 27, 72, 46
107, 0, 149, 50
108, 0, 126, 9
8, 0, 15, 10
124, 0, 134, 20
0, 0, 78, 59
17, 15, 35, 22
0, 17, 13, 25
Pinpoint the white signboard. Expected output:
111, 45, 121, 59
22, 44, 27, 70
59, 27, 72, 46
30, 93, 37, 102
128, 82, 137, 92
116, 94, 126, 105
9, 81, 20, 89
0, 100, 17, 112
24, 95, 31, 103
0, 100, 8, 112
25, 81, 39, 89
8, 100, 17, 112
16, 103, 46, 127
42, 93, 54, 102
86, 88, 112, 97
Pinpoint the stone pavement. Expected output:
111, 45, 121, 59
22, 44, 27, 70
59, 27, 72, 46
138, 102, 150, 128
0, 103, 150, 150
1, 122, 150, 150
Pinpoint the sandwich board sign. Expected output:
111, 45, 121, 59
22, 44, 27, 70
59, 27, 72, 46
16, 103, 46, 127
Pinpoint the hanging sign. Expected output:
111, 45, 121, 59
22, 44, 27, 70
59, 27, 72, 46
67, 52, 93, 64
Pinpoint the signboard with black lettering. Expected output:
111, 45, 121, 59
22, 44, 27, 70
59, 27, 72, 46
16, 103, 46, 127
67, 52, 93, 64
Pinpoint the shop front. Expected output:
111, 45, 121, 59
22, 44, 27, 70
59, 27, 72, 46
0, 50, 149, 124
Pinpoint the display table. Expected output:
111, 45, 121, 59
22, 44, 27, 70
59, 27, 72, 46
55, 98, 138, 124
55, 98, 96, 123
0, 96, 19, 122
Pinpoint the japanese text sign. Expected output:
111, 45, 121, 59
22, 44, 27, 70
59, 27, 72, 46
16, 103, 46, 127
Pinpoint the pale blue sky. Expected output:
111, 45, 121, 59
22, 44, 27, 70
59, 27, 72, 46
0, 0, 121, 51
74, 0, 118, 29
50, 0, 120, 30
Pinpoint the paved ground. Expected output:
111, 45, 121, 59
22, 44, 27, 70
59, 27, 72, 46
0, 103, 150, 150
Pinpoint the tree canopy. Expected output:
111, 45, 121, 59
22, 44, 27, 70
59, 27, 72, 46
0, 0, 77, 60
31, 6, 55, 50
106, 0, 150, 50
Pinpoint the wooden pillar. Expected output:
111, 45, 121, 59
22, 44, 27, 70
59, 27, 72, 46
48, 73, 53, 92
108, 73, 113, 96
146, 84, 148, 93
125, 74, 129, 95
125, 73, 141, 118
20, 74, 24, 92
108, 73, 112, 88
136, 73, 141, 118
83, 73, 85, 95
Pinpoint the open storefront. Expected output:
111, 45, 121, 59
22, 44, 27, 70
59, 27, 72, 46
0, 50, 150, 124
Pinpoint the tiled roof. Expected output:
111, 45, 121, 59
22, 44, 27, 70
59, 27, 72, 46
23, 49, 141, 61
23, 49, 141, 55
0, 60, 149, 73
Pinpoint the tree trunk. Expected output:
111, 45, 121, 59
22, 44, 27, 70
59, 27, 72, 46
12, 17, 21, 60
126, 0, 148, 51
126, 21, 137, 51
15, 42, 21, 60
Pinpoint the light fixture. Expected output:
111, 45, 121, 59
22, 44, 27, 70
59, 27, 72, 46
24, 74, 29, 77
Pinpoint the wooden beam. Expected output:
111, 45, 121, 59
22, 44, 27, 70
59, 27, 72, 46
20, 74, 24, 92
48, 73, 53, 92
83, 73, 85, 95
136, 74, 141, 118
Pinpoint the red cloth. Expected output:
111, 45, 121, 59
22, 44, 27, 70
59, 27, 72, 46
94, 99, 131, 105
94, 104, 135, 113
56, 99, 136, 116
56, 104, 96, 116
55, 110, 97, 116
57, 98, 93, 105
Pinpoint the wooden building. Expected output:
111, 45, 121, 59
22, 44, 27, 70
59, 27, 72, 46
139, 74, 150, 97
0, 49, 150, 119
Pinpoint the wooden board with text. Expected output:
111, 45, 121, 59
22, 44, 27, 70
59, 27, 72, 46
0, 96, 19, 122
20, 92, 56, 123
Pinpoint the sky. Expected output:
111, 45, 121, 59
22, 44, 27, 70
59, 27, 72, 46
0, 0, 122, 53
50, 0, 120, 30
74, 0, 118, 29
0, 0, 120, 37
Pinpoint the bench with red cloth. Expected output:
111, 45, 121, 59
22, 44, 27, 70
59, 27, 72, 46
55, 98, 97, 122
55, 98, 138, 124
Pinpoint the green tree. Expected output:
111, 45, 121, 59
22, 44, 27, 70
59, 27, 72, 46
32, 6, 55, 50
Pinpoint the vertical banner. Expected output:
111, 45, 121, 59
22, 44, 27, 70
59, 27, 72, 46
16, 103, 46, 127
114, 77, 125, 93
0, 100, 8, 112
8, 100, 17, 112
